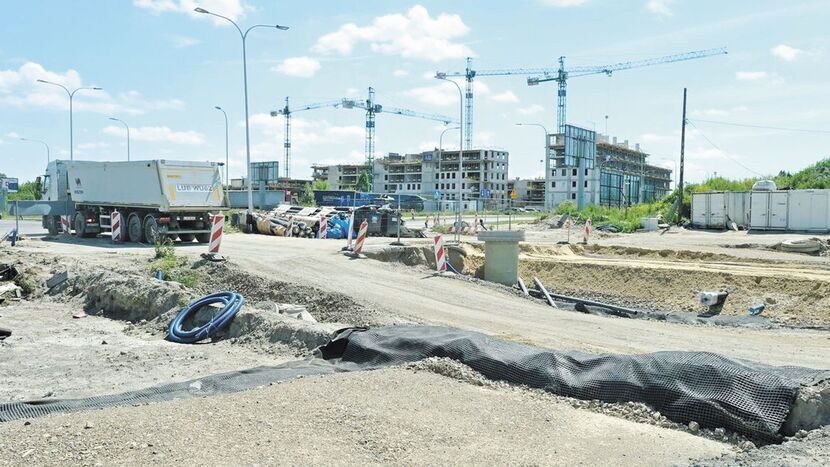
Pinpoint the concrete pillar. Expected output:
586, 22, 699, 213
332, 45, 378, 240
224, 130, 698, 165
477, 230, 525, 286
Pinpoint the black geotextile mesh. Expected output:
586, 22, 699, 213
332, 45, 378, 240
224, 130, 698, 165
319, 326, 827, 442
2, 325, 826, 443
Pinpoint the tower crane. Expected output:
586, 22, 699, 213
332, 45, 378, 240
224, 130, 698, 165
438, 48, 727, 148
341, 86, 458, 184
270, 96, 342, 178
527, 47, 728, 133
439, 57, 553, 149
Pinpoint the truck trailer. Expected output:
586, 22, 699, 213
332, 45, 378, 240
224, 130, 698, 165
19, 159, 226, 243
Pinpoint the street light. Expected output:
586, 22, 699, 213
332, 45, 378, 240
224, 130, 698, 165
37, 79, 102, 161
108, 117, 130, 161
195, 6, 289, 217
435, 72, 464, 242
516, 123, 550, 210
19, 138, 50, 164
437, 126, 460, 215
214, 106, 229, 186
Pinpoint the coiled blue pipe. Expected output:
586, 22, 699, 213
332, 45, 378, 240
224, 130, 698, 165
167, 292, 245, 344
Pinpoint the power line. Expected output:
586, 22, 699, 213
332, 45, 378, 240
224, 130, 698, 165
689, 118, 830, 135
686, 121, 765, 177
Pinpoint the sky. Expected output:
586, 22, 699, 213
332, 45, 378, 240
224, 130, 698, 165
1, 0, 829, 185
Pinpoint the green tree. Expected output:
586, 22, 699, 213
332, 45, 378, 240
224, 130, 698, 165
312, 179, 330, 191
355, 171, 372, 193
299, 182, 316, 206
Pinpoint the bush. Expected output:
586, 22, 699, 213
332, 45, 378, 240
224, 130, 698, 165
150, 239, 201, 288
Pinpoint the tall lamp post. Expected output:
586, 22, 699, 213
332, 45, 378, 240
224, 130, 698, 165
516, 123, 550, 210
20, 138, 51, 164
435, 73, 464, 242
108, 117, 130, 161
214, 106, 229, 186
37, 80, 102, 161
437, 126, 460, 215
194, 7, 288, 218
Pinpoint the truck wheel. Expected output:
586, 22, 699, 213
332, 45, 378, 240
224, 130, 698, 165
178, 233, 196, 243
195, 233, 210, 244
73, 213, 86, 238
127, 214, 144, 243
47, 216, 59, 236
144, 216, 164, 244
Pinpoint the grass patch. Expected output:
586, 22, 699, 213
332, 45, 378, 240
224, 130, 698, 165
150, 239, 202, 288
553, 200, 672, 233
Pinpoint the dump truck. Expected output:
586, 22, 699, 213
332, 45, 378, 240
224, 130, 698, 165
17, 160, 226, 243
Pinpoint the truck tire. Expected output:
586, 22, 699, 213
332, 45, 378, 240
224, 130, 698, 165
47, 216, 59, 236
178, 233, 196, 243
127, 213, 144, 243
196, 232, 210, 244
73, 212, 88, 238
144, 216, 164, 244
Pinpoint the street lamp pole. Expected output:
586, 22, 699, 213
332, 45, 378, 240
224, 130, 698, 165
37, 80, 102, 161
195, 7, 288, 217
214, 106, 229, 185
516, 123, 549, 209
438, 126, 459, 216
435, 73, 464, 243
20, 138, 50, 164
108, 117, 130, 161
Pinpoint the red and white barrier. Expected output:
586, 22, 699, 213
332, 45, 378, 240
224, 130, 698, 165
354, 219, 368, 255
583, 218, 592, 244
208, 213, 224, 254
318, 215, 327, 239
111, 211, 123, 242
433, 234, 447, 272
61, 215, 70, 235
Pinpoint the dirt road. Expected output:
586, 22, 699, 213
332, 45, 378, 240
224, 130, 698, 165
12, 228, 830, 369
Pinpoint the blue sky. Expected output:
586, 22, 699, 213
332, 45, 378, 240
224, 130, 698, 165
2, 0, 828, 185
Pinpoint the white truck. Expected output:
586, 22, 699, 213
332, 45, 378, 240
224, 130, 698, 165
19, 160, 226, 243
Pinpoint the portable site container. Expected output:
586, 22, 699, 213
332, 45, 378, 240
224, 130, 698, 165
691, 192, 749, 229
749, 191, 790, 231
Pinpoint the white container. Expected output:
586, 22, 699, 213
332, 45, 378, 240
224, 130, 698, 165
787, 190, 830, 231
691, 192, 749, 229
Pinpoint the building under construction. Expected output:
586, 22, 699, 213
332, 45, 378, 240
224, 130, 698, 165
312, 148, 510, 210
544, 126, 672, 209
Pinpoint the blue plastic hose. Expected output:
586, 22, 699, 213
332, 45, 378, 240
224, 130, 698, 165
167, 292, 245, 344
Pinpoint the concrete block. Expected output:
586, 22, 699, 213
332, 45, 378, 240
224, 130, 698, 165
477, 230, 525, 286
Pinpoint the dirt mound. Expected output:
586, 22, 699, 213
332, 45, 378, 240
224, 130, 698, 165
195, 260, 400, 327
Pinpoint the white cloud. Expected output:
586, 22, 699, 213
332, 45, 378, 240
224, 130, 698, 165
248, 113, 364, 147
770, 44, 803, 61
313, 5, 473, 62
489, 90, 519, 103
404, 84, 459, 107
6, 132, 21, 139
645, 0, 673, 16
517, 104, 544, 115
171, 35, 200, 48
133, 0, 250, 25
102, 125, 205, 145
0, 62, 184, 116
537, 0, 590, 6
735, 71, 767, 81
689, 105, 748, 118
273, 56, 321, 78
393, 69, 409, 77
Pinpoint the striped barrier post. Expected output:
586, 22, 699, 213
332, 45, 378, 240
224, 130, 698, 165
111, 211, 123, 242
318, 215, 327, 239
208, 213, 224, 254
286, 216, 294, 238
433, 234, 447, 272
354, 219, 368, 255
61, 215, 71, 235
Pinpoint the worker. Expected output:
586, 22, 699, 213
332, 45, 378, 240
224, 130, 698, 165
424, 218, 429, 229
479, 218, 488, 231
410, 209, 416, 220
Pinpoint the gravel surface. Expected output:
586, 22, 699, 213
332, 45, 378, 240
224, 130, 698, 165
693, 426, 830, 466
0, 367, 730, 466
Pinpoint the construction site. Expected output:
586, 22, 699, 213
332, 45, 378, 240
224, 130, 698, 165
3, 2, 830, 466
